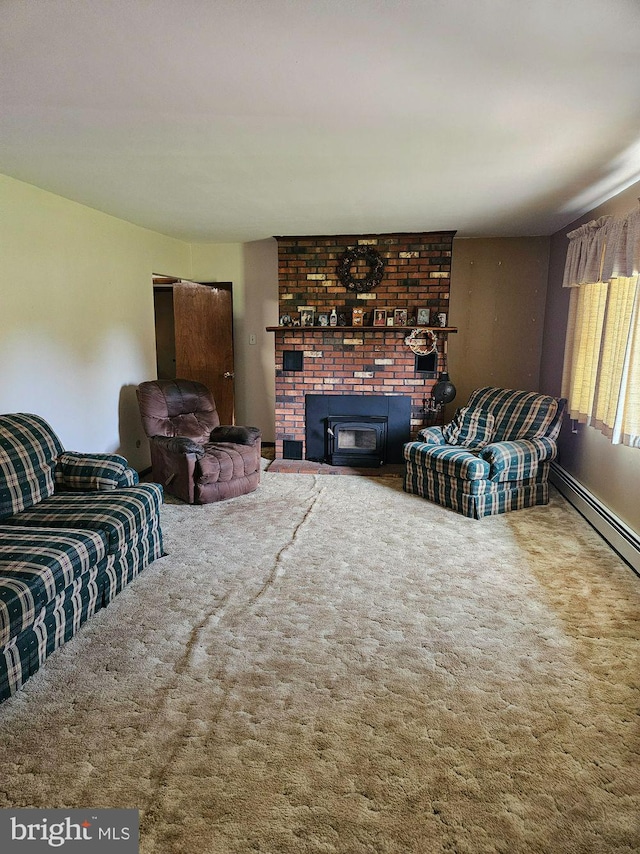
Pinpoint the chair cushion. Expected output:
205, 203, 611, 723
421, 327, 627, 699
0, 414, 64, 519
197, 443, 260, 484
54, 452, 137, 490
2, 485, 163, 556
464, 387, 562, 442
404, 443, 490, 480
442, 408, 495, 449
0, 525, 108, 646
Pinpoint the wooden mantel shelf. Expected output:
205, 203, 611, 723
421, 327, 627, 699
266, 326, 458, 333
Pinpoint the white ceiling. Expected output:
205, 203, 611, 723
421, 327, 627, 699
2, 0, 640, 242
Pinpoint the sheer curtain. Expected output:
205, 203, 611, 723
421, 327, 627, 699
561, 208, 640, 447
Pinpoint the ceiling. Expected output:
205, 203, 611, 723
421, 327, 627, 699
2, 0, 640, 243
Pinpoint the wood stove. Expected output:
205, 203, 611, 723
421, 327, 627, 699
326, 416, 388, 466
305, 394, 411, 465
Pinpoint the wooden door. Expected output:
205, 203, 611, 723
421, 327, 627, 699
172, 281, 235, 425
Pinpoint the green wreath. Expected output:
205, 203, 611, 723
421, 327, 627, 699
336, 246, 385, 293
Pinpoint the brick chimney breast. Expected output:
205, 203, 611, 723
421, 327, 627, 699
273, 231, 455, 460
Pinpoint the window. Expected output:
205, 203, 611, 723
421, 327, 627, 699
561, 209, 640, 448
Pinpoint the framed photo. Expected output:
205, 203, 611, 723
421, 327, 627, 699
300, 308, 315, 327
352, 307, 365, 326
317, 312, 329, 327
393, 308, 408, 327
373, 309, 387, 327
417, 307, 431, 326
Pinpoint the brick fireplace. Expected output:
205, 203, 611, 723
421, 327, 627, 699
270, 231, 456, 461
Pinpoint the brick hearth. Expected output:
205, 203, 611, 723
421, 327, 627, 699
271, 231, 455, 460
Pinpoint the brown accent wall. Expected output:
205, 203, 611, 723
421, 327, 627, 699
273, 232, 455, 459
448, 237, 551, 408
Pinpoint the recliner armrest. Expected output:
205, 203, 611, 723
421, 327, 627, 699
151, 436, 206, 458
209, 425, 262, 446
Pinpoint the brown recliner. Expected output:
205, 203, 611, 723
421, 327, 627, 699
136, 379, 262, 504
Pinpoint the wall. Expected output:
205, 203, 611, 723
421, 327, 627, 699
448, 237, 551, 409
0, 174, 191, 470
540, 180, 640, 535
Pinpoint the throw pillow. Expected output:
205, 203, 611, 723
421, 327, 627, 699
442, 408, 495, 449
55, 452, 129, 491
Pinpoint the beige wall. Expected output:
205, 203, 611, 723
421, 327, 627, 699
448, 237, 550, 412
540, 180, 640, 535
0, 174, 191, 470
242, 239, 279, 439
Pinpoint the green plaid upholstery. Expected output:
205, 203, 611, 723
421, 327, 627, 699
0, 561, 105, 702
481, 438, 557, 481
404, 443, 489, 480
103, 523, 164, 603
4, 484, 164, 555
416, 426, 445, 444
404, 461, 550, 518
55, 452, 139, 490
464, 387, 563, 442
404, 388, 566, 518
0, 414, 63, 519
0, 525, 108, 647
442, 407, 495, 448
0, 413, 165, 701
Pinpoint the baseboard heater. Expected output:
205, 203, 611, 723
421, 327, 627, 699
550, 463, 639, 576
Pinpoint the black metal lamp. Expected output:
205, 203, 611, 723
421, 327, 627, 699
432, 371, 456, 406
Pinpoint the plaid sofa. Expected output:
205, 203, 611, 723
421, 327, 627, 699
0, 413, 164, 702
403, 387, 566, 519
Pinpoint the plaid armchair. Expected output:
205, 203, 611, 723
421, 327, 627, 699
403, 387, 566, 518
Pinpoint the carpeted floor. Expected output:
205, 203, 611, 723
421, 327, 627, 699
1, 470, 639, 853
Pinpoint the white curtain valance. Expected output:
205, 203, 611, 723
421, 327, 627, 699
563, 207, 640, 288
606, 207, 640, 281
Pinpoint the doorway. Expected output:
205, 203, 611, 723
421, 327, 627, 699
152, 277, 235, 425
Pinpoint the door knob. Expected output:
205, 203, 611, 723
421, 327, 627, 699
224, 371, 234, 379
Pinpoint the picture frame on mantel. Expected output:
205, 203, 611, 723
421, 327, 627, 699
300, 308, 315, 327
373, 309, 387, 327
417, 307, 431, 326
394, 308, 408, 327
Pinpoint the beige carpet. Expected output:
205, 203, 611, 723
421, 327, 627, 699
1, 471, 639, 853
